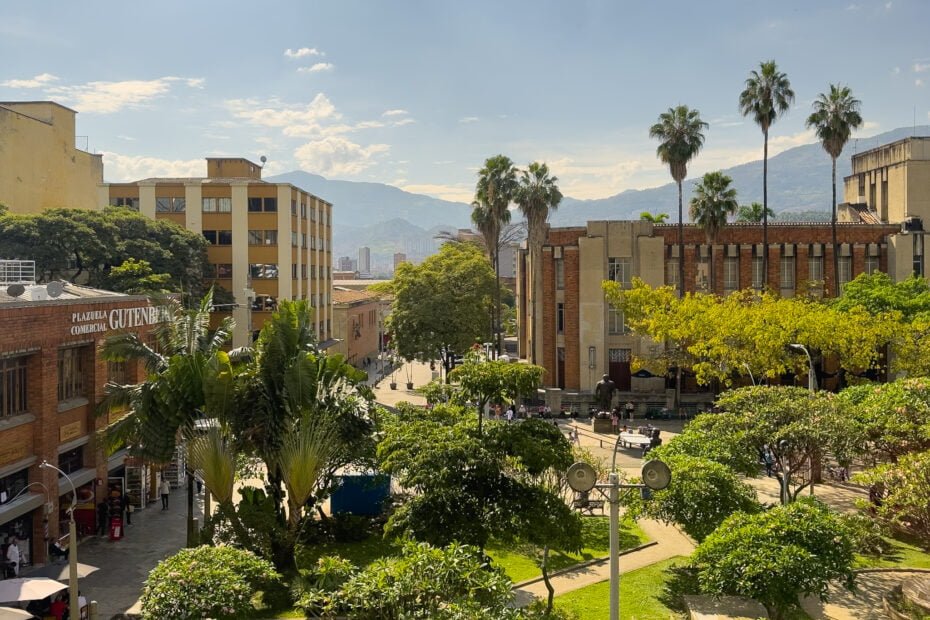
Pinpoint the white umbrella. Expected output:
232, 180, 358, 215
27, 562, 98, 582
0, 577, 66, 603
0, 606, 35, 620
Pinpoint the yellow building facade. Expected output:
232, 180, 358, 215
843, 137, 930, 224
103, 158, 333, 348
0, 101, 103, 212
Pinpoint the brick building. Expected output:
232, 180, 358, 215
516, 220, 903, 399
331, 287, 382, 368
0, 261, 160, 564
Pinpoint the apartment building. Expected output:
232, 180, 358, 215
0, 101, 103, 213
103, 158, 333, 348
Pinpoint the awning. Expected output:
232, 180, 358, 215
317, 338, 340, 351
107, 449, 129, 471
0, 493, 45, 527
58, 468, 95, 494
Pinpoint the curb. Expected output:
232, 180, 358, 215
511, 541, 659, 589
854, 567, 930, 574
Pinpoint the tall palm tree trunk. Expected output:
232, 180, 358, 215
831, 157, 839, 296
530, 239, 540, 364
494, 248, 502, 355
762, 129, 769, 289
677, 180, 685, 298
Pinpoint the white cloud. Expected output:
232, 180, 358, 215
100, 151, 203, 182
392, 118, 415, 127
226, 94, 341, 137
459, 116, 479, 124
914, 62, 930, 73
0, 72, 59, 88
116, 135, 135, 141
355, 120, 385, 129
885, 1, 893, 9
382, 109, 408, 117
860, 120, 880, 131
892, 66, 901, 75
298, 63, 334, 73
845, 3, 859, 10
400, 182, 474, 202
284, 47, 323, 58
46, 76, 203, 114
294, 136, 389, 176
917, 78, 925, 87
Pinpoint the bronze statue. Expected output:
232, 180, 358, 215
594, 374, 616, 411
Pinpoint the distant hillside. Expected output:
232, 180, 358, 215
551, 125, 930, 224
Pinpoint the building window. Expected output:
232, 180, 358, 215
218, 230, 232, 245
155, 197, 185, 213
58, 447, 84, 476
58, 347, 86, 402
204, 197, 232, 213
608, 257, 632, 288
248, 197, 262, 212
556, 303, 564, 334
248, 230, 262, 245
203, 230, 217, 244
752, 256, 764, 290
864, 254, 880, 275
292, 264, 298, 279
780, 256, 795, 291
0, 468, 29, 505
607, 306, 626, 335
301, 203, 307, 218
913, 235, 924, 278
839, 256, 853, 290
665, 259, 679, 288
696, 256, 710, 292
291, 200, 297, 216
608, 348, 631, 363
291, 232, 298, 247
247, 197, 278, 212
808, 256, 824, 285
113, 197, 139, 211
202, 198, 216, 212
249, 263, 278, 279
301, 264, 307, 279
555, 259, 565, 290
107, 360, 128, 385
723, 257, 739, 293
302, 234, 307, 248
216, 264, 233, 278
0, 356, 28, 418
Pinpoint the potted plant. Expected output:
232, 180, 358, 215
405, 361, 414, 390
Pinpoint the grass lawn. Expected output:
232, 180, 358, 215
855, 535, 930, 569
554, 556, 688, 620
486, 517, 650, 583
297, 535, 403, 568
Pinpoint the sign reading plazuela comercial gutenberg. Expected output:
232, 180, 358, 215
70, 305, 168, 336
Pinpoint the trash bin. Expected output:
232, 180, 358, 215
109, 516, 123, 541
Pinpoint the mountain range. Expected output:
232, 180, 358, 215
268, 125, 930, 271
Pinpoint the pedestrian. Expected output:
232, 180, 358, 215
97, 500, 109, 536
570, 428, 580, 445
762, 445, 775, 477
518, 403, 527, 419
494, 404, 502, 421
611, 410, 619, 434
625, 401, 635, 421
5, 535, 20, 576
78, 590, 88, 620
49, 594, 67, 620
160, 478, 170, 510
121, 492, 132, 526
505, 406, 514, 424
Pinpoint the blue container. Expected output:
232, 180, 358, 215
330, 474, 390, 516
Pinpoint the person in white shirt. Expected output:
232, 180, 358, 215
518, 403, 527, 419
160, 479, 171, 510
78, 591, 88, 619
5, 536, 20, 576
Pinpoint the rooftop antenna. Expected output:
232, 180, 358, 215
259, 155, 267, 168
47, 281, 64, 298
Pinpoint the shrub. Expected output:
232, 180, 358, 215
140, 545, 280, 620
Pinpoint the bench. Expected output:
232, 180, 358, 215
617, 432, 651, 449
572, 497, 606, 515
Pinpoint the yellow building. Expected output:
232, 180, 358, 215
0, 101, 103, 212
103, 158, 333, 348
843, 136, 930, 224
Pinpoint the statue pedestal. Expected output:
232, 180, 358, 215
592, 414, 613, 433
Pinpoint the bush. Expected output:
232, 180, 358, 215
692, 499, 856, 620
140, 545, 280, 620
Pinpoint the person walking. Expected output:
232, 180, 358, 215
5, 536, 20, 576
121, 492, 132, 526
505, 406, 514, 424
160, 478, 170, 510
97, 501, 109, 536
762, 445, 775, 477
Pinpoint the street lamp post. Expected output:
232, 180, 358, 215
40, 461, 79, 617
788, 343, 816, 393
742, 363, 756, 387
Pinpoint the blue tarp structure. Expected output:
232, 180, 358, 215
330, 473, 390, 516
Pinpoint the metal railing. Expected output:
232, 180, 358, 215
0, 259, 36, 285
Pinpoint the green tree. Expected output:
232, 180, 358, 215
384, 242, 496, 377
806, 84, 863, 295
474, 154, 518, 355
692, 499, 856, 620
649, 105, 708, 297
650, 413, 761, 476
98, 290, 234, 545
739, 60, 795, 288
515, 162, 562, 364
623, 454, 761, 542
735, 201, 775, 223
447, 353, 545, 435
106, 258, 171, 294
639, 211, 670, 223
838, 378, 930, 464
833, 272, 930, 320
855, 449, 930, 547
689, 171, 739, 291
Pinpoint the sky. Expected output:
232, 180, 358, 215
2, 1, 929, 202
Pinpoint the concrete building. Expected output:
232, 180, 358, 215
0, 102, 103, 213
393, 252, 407, 271
103, 157, 333, 348
842, 136, 930, 225
516, 220, 900, 399
0, 260, 161, 564
337, 256, 354, 271
331, 287, 381, 368
358, 247, 371, 276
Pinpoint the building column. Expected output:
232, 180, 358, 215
184, 182, 203, 234
138, 182, 157, 220
276, 186, 293, 302
230, 182, 250, 347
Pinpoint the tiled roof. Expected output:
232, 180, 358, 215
333, 287, 379, 305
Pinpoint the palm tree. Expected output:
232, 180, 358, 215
739, 60, 795, 288
690, 171, 739, 292
474, 155, 518, 354
98, 289, 234, 546
649, 106, 709, 297
736, 202, 775, 223
806, 84, 863, 295
640, 211, 670, 223
515, 162, 562, 365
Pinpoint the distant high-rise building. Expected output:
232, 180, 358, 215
393, 252, 407, 270
358, 246, 371, 275
337, 256, 353, 271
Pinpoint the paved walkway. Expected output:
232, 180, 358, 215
801, 570, 928, 619
37, 485, 203, 618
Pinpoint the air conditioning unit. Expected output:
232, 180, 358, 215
903, 217, 924, 233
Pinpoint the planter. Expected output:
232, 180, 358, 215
390, 382, 397, 390
592, 417, 613, 433
406, 381, 414, 390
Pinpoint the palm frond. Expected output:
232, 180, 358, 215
186, 426, 236, 505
